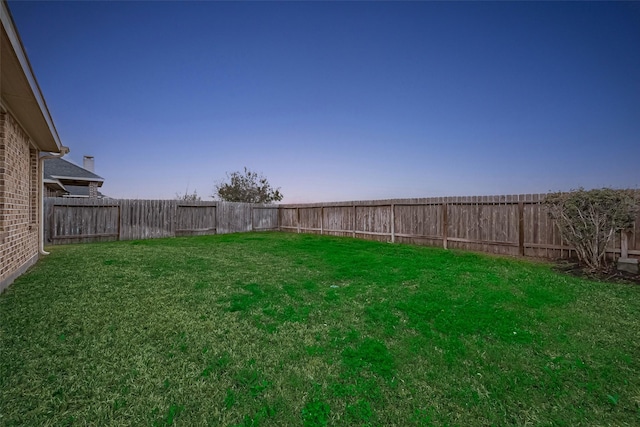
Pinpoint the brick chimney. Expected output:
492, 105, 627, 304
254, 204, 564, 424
83, 155, 95, 172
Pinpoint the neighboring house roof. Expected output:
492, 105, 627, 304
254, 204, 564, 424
44, 157, 106, 198
1, 1, 62, 152
44, 157, 104, 185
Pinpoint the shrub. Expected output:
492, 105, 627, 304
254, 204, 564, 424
545, 188, 638, 272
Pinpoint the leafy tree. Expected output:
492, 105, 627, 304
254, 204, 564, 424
175, 189, 202, 202
545, 188, 638, 272
214, 167, 283, 204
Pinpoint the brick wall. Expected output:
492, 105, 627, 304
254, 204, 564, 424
89, 181, 98, 199
0, 112, 40, 293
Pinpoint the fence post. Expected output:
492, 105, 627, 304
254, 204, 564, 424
352, 204, 356, 238
390, 204, 395, 243
442, 202, 448, 249
277, 205, 281, 232
320, 206, 324, 235
216, 201, 220, 235
172, 201, 177, 237
117, 203, 122, 240
296, 207, 300, 234
518, 201, 525, 256
621, 231, 629, 259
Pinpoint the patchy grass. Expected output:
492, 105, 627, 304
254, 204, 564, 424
1, 232, 639, 426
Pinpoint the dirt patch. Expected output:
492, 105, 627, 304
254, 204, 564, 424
553, 260, 640, 286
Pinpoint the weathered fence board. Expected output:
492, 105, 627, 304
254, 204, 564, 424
47, 198, 119, 245
394, 203, 443, 246
278, 207, 298, 233
119, 199, 174, 240
216, 202, 252, 235
176, 203, 217, 236
355, 205, 392, 242
324, 206, 356, 237
252, 206, 279, 231
299, 207, 322, 233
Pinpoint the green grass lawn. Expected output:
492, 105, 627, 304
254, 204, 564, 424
1, 232, 639, 426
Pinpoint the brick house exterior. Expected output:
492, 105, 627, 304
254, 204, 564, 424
0, 1, 65, 293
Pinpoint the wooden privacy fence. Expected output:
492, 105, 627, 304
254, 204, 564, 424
44, 198, 279, 245
279, 194, 640, 260
45, 193, 640, 261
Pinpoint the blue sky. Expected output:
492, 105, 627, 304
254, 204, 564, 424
9, 1, 640, 202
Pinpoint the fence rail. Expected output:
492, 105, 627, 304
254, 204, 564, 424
44, 198, 279, 245
44, 194, 640, 261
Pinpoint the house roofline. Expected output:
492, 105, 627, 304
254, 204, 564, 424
49, 175, 104, 185
43, 178, 67, 192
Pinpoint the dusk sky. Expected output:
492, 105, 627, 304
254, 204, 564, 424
9, 1, 640, 203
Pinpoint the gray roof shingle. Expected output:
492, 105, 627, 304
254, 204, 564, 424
44, 157, 104, 181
